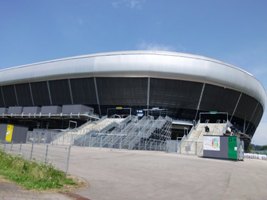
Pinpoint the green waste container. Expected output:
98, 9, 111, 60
228, 136, 238, 160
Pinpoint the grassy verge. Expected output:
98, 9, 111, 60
0, 150, 76, 190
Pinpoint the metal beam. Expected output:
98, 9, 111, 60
46, 81, 53, 105
94, 77, 101, 116
29, 82, 35, 106
194, 83, 205, 121
68, 79, 74, 104
245, 103, 259, 133
0, 87, 5, 106
243, 118, 246, 134
14, 85, 19, 106
147, 77, 150, 110
230, 92, 242, 122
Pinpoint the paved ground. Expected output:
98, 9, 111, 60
69, 147, 267, 200
1, 145, 267, 200
0, 176, 72, 200
0, 175, 91, 200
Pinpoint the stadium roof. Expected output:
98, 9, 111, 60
0, 51, 265, 108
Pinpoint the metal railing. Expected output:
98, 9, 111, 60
25, 115, 173, 153
0, 141, 71, 174
100, 116, 138, 147
62, 115, 172, 152
179, 140, 204, 156
50, 117, 123, 145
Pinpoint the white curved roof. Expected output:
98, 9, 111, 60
0, 51, 266, 108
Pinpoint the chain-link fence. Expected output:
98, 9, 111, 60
244, 153, 267, 160
26, 128, 205, 155
165, 140, 180, 153
179, 140, 203, 156
26, 128, 170, 152
0, 141, 71, 174
73, 135, 167, 151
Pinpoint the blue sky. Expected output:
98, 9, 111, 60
0, 0, 267, 144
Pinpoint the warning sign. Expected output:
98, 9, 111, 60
5, 124, 14, 142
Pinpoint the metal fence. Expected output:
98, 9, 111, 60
26, 129, 171, 152
24, 115, 173, 154
0, 141, 71, 174
26, 129, 204, 155
165, 140, 180, 153
179, 140, 204, 156
73, 135, 167, 152
244, 153, 267, 160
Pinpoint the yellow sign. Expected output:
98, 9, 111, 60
5, 124, 14, 142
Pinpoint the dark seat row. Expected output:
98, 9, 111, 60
0, 104, 94, 115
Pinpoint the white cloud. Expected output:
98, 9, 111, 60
136, 41, 176, 51
112, 0, 146, 9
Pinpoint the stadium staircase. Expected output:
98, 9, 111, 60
83, 115, 172, 150
118, 116, 157, 149
51, 114, 172, 151
120, 115, 172, 150
126, 116, 155, 149
87, 116, 134, 147
180, 121, 228, 156
99, 115, 137, 148
52, 117, 123, 145
131, 116, 172, 150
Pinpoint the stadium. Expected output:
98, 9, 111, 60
0, 51, 265, 152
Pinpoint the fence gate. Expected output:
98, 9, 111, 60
166, 140, 179, 153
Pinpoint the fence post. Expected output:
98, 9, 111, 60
84, 135, 87, 147
65, 145, 71, 174
87, 135, 90, 147
72, 134, 74, 145
119, 136, 122, 149
89, 135, 91, 147
10, 141, 13, 151
30, 142, 34, 160
144, 141, 147, 150
176, 139, 179, 154
19, 142, 22, 153
44, 144, 49, 164
195, 142, 197, 155
4, 142, 6, 152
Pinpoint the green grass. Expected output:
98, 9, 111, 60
0, 150, 76, 190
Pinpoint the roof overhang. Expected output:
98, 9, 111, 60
0, 51, 266, 109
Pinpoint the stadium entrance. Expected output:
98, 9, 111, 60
199, 112, 228, 123
106, 107, 132, 118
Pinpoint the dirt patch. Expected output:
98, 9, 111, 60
60, 191, 91, 200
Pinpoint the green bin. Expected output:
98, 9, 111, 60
228, 136, 237, 160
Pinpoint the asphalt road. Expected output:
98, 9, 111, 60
1, 145, 267, 200
68, 147, 267, 200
